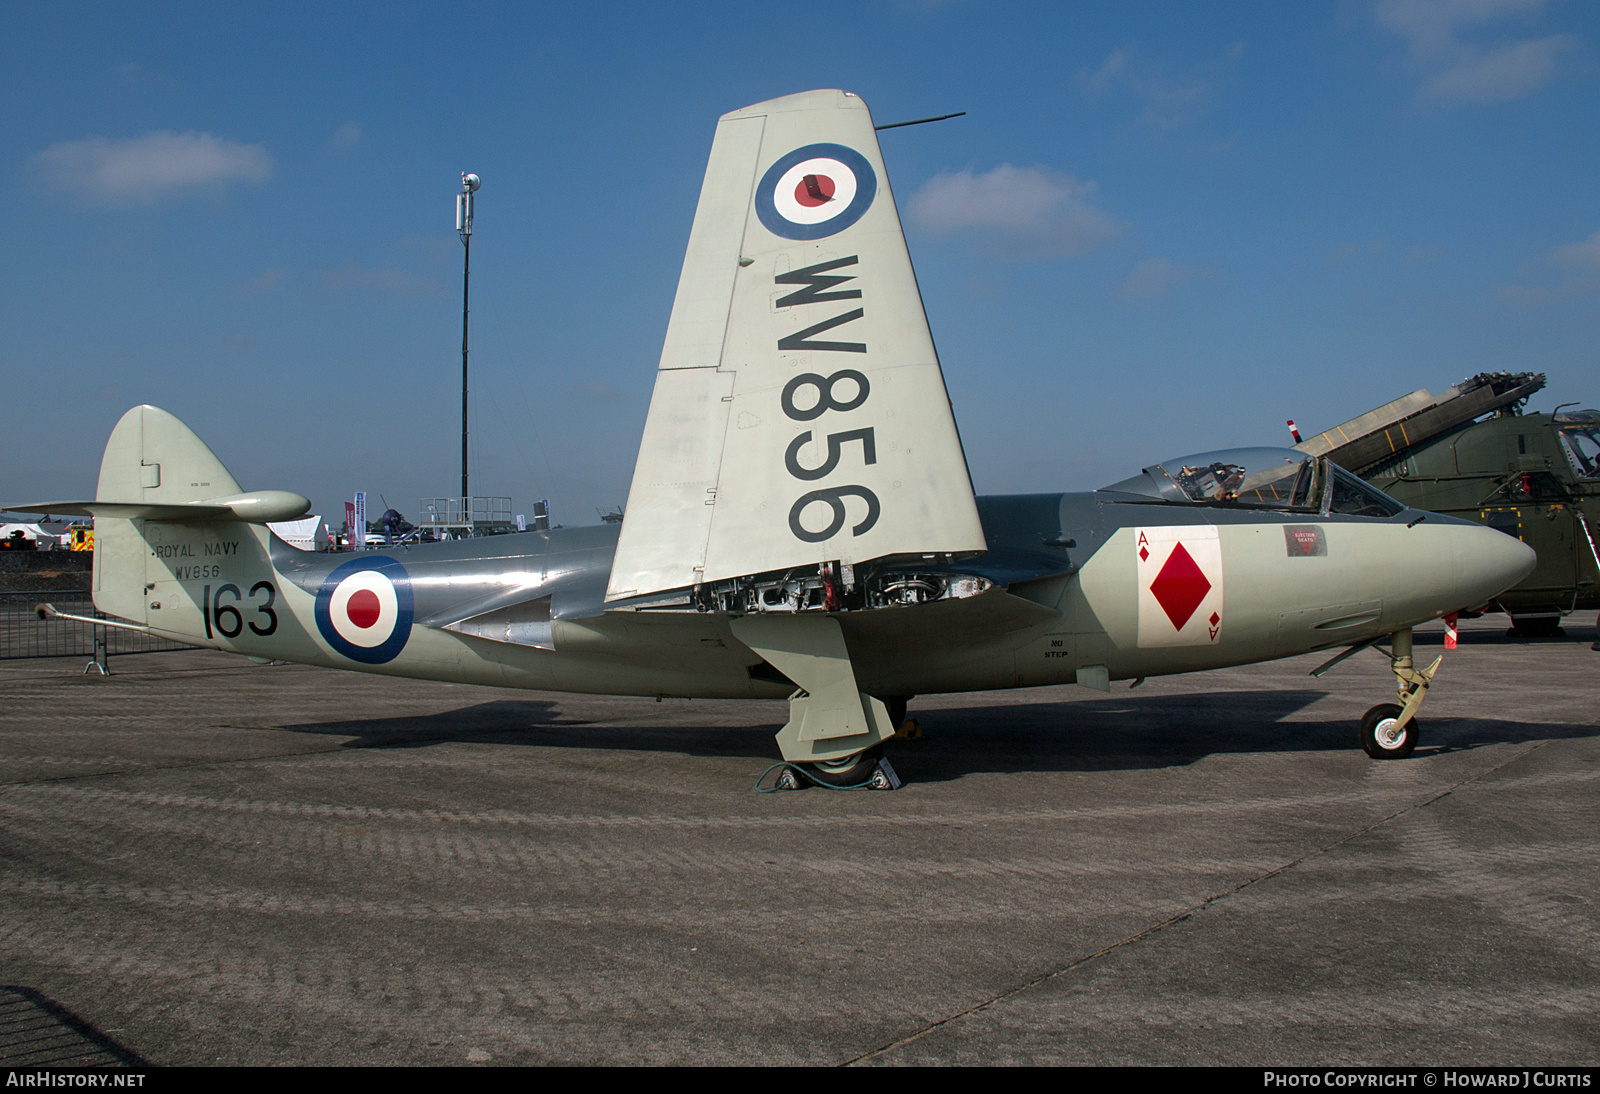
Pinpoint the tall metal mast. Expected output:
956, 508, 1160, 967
456, 172, 480, 504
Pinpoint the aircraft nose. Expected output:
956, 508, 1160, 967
1451, 518, 1537, 609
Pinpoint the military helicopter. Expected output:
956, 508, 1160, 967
10, 90, 1535, 786
1295, 373, 1599, 638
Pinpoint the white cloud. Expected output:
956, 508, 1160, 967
1376, 0, 1572, 103
1080, 48, 1131, 94
1120, 257, 1208, 300
30, 131, 273, 204
1420, 34, 1576, 101
326, 122, 363, 152
908, 164, 1122, 260
321, 264, 444, 297
1077, 42, 1244, 129
1547, 228, 1600, 270
1496, 229, 1600, 301
1377, 0, 1547, 54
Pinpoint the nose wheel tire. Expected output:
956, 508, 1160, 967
1360, 703, 1418, 759
798, 743, 886, 787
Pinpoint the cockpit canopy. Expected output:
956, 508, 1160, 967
1102, 447, 1407, 518
1555, 410, 1600, 479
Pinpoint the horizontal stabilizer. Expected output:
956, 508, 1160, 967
5, 491, 309, 524
607, 90, 986, 601
4, 500, 232, 520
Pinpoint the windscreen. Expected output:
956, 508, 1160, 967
1558, 415, 1600, 479
1327, 465, 1406, 517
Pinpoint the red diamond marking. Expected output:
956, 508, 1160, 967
1139, 546, 1149, 561
1209, 611, 1220, 627
1149, 542, 1212, 631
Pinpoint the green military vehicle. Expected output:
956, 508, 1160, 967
1297, 372, 1600, 637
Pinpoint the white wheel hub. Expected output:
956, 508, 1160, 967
1375, 717, 1407, 750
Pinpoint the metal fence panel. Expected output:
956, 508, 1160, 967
0, 591, 192, 660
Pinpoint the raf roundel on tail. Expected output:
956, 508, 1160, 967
755, 143, 878, 240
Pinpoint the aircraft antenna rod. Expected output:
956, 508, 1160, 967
874, 111, 966, 131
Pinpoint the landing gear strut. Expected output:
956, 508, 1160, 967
732, 614, 902, 791
1359, 627, 1440, 760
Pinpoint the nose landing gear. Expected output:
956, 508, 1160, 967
1359, 703, 1418, 759
1359, 627, 1440, 759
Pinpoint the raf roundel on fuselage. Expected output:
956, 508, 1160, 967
755, 143, 877, 241
314, 556, 415, 664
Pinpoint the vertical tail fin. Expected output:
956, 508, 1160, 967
95, 404, 242, 504
607, 89, 985, 601
93, 406, 245, 621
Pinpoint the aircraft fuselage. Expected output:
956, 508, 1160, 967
128, 489, 1530, 703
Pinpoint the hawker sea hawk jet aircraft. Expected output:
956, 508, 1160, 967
12, 90, 1535, 785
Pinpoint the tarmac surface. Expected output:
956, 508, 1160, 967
0, 616, 1595, 1066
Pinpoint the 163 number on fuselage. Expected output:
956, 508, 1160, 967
200, 581, 277, 640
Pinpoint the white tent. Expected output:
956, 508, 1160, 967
267, 515, 332, 552
0, 523, 67, 548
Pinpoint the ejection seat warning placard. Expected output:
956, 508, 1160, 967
1284, 525, 1328, 557
1137, 526, 1224, 647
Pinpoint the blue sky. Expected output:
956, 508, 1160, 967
4, 1, 1597, 526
